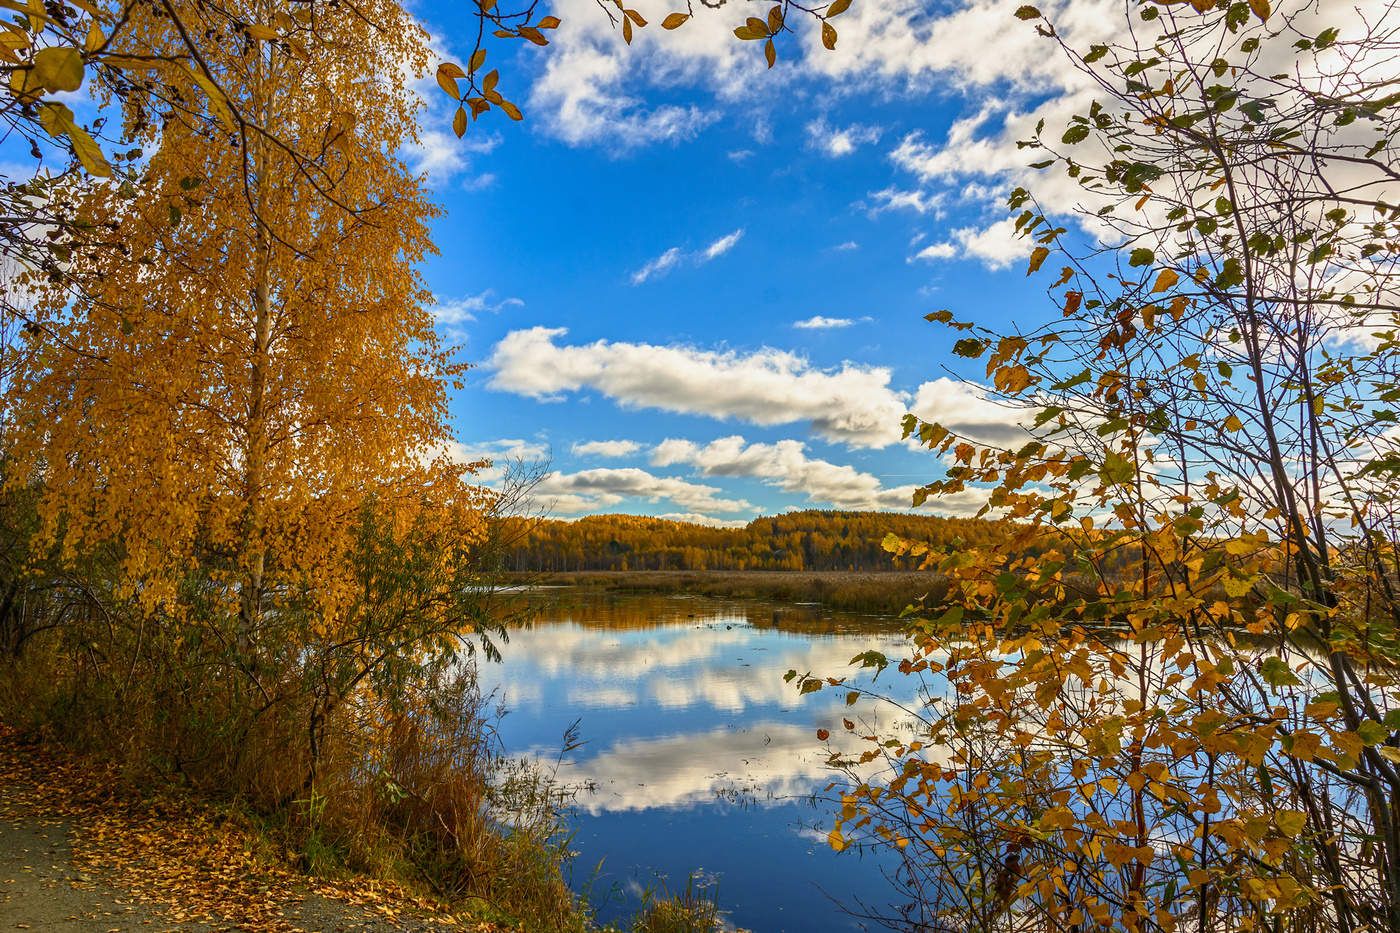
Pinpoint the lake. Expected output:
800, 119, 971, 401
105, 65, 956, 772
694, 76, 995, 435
477, 588, 929, 932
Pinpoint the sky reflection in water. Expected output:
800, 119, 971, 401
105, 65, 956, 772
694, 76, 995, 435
478, 590, 935, 932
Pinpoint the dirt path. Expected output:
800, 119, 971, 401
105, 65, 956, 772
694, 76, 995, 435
0, 727, 484, 932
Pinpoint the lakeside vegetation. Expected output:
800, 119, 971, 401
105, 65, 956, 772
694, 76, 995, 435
495, 510, 1015, 573
516, 569, 946, 615
0, 0, 1396, 928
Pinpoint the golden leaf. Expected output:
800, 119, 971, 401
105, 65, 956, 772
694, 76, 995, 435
1028, 246, 1050, 274
1151, 268, 1179, 293
32, 46, 84, 93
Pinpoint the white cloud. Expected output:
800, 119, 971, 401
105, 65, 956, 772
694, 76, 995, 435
913, 241, 957, 261
489, 330, 1036, 452
889, 110, 1025, 184
536, 466, 752, 515
401, 32, 498, 185
910, 377, 1034, 447
912, 218, 1028, 269
446, 437, 549, 463
631, 229, 744, 284
867, 186, 944, 216
531, 37, 715, 148
833, 241, 860, 251
431, 290, 524, 329
571, 439, 642, 458
486, 327, 910, 447
521, 0, 1111, 153
653, 435, 927, 511
526, 0, 743, 148
800, 0, 1112, 89
438, 437, 550, 483
630, 246, 684, 285
793, 315, 866, 330
653, 512, 751, 528
805, 118, 882, 157
702, 228, 744, 260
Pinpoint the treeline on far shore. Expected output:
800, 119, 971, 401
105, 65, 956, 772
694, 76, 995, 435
495, 510, 1015, 574
510, 569, 952, 615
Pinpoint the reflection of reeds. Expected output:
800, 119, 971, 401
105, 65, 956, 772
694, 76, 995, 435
505, 570, 948, 615
629, 871, 729, 933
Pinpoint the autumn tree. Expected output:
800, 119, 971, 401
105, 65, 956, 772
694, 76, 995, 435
805, 0, 1400, 930
1, 0, 505, 798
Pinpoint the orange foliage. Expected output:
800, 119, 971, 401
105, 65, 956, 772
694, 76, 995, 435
499, 509, 1018, 573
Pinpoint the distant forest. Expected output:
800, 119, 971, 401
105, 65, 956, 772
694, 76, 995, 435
495, 510, 1012, 572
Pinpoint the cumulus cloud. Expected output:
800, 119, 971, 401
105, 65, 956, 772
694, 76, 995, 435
522, 0, 1112, 152
571, 439, 642, 458
488, 330, 1036, 452
526, 0, 749, 148
912, 217, 1030, 269
653, 512, 751, 528
913, 241, 958, 261
536, 466, 752, 515
653, 435, 923, 511
805, 117, 882, 157
446, 437, 549, 464
486, 327, 910, 447
910, 377, 1034, 447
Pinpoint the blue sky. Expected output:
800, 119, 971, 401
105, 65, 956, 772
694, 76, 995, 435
403, 0, 1111, 526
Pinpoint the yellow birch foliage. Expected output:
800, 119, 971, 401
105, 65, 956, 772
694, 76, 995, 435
6, 0, 485, 629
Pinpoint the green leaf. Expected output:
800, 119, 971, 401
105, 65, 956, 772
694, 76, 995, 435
1261, 657, 1301, 687
1128, 248, 1154, 267
937, 605, 964, 628
1061, 123, 1090, 145
849, 650, 890, 675
1014, 5, 1041, 19
1357, 720, 1389, 747
1275, 810, 1307, 836
1099, 450, 1134, 485
952, 338, 985, 358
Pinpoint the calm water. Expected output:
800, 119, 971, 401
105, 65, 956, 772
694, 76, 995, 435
477, 589, 929, 932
